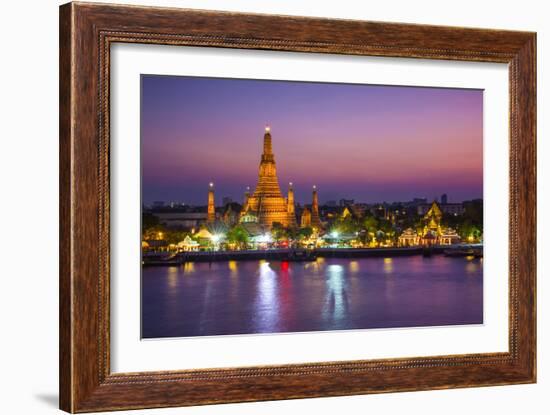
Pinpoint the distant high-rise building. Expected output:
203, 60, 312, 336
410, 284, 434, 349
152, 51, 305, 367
410, 198, 428, 206
339, 198, 354, 207
441, 193, 448, 204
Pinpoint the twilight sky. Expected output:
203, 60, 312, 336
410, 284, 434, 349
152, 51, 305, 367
141, 75, 483, 206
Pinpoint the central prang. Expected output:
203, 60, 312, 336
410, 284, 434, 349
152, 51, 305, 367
240, 126, 297, 228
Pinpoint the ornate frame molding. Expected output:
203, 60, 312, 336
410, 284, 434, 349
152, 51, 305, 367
60, 2, 536, 412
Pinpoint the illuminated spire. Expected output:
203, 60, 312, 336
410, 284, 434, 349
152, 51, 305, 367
239, 125, 288, 228
311, 185, 322, 230
262, 125, 273, 157
301, 207, 312, 228
243, 186, 250, 211
287, 182, 296, 227
312, 185, 319, 212
207, 182, 215, 223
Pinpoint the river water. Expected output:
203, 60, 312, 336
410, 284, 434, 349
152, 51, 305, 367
142, 255, 483, 338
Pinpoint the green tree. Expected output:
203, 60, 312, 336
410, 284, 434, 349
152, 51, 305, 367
463, 199, 483, 234
458, 220, 473, 239
226, 225, 249, 250
271, 222, 288, 242
286, 226, 299, 243
377, 218, 393, 234
142, 212, 159, 230
337, 216, 361, 234
164, 230, 188, 245
297, 226, 313, 241
142, 224, 166, 240
400, 214, 423, 231
363, 216, 379, 233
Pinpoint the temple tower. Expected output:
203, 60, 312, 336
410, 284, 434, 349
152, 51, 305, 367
287, 182, 297, 227
422, 200, 443, 235
207, 182, 215, 223
242, 186, 250, 212
241, 126, 289, 228
311, 185, 322, 229
301, 207, 312, 228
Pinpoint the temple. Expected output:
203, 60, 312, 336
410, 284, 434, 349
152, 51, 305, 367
239, 126, 294, 228
398, 200, 460, 246
422, 200, 443, 238
206, 126, 322, 229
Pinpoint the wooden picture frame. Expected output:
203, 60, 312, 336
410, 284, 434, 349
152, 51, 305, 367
59, 2, 536, 412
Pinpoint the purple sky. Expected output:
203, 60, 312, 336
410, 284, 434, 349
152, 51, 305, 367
141, 75, 483, 206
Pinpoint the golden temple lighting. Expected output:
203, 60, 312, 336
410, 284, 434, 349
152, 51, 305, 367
239, 126, 293, 228
207, 182, 215, 223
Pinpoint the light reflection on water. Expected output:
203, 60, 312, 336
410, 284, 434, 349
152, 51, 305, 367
349, 261, 359, 273
142, 256, 483, 338
253, 262, 280, 332
183, 262, 194, 273
323, 264, 348, 324
465, 261, 479, 274
383, 257, 394, 274
167, 266, 178, 289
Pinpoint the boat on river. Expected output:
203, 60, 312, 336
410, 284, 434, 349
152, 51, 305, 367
142, 252, 182, 266
444, 244, 483, 258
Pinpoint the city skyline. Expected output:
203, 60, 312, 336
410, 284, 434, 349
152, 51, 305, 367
142, 75, 483, 205
146, 193, 474, 209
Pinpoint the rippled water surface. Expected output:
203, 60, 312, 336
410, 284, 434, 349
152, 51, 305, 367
142, 256, 483, 338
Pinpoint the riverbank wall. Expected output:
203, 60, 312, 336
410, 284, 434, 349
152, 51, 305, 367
143, 246, 450, 266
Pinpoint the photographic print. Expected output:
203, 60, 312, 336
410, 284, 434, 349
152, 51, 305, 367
59, 5, 537, 410
141, 75, 484, 339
